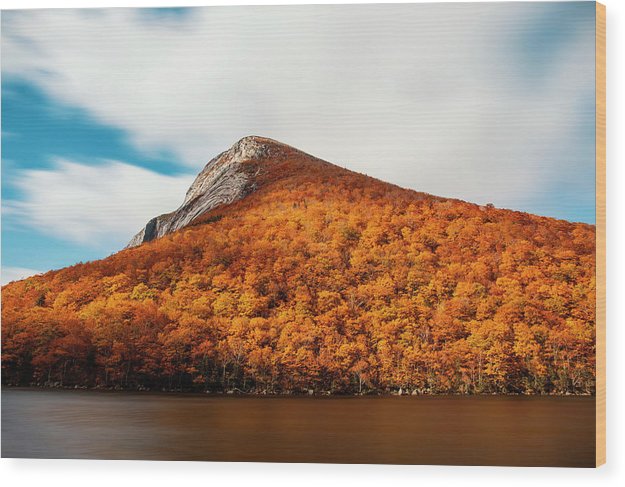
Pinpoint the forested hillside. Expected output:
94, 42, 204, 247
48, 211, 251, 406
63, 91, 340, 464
1, 138, 596, 394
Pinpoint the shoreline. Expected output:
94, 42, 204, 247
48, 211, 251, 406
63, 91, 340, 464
0, 385, 595, 398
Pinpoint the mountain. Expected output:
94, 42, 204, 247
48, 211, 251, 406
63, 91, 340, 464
1, 137, 596, 395
127, 136, 427, 247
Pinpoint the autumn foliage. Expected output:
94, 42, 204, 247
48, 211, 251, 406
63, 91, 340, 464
1, 145, 596, 394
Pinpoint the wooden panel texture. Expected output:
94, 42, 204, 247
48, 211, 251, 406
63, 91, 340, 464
595, 0, 606, 468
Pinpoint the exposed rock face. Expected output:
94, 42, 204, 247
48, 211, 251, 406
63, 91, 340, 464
127, 136, 279, 248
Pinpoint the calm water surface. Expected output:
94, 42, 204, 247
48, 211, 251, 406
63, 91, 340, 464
1, 389, 594, 466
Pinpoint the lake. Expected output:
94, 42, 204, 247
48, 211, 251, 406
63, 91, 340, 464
1, 389, 595, 467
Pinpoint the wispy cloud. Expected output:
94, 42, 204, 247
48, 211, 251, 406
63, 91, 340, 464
1, 266, 42, 285
4, 159, 194, 246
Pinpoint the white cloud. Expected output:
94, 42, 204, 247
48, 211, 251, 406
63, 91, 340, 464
1, 266, 42, 285
1, 3, 596, 220
4, 159, 194, 247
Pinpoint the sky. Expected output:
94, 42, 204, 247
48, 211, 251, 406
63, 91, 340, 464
1, 2, 596, 284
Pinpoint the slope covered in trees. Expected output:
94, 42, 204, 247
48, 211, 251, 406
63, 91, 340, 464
1, 138, 596, 394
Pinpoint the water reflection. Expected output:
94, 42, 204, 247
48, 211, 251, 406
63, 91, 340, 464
1, 390, 594, 466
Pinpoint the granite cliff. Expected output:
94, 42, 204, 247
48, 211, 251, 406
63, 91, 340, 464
128, 136, 288, 247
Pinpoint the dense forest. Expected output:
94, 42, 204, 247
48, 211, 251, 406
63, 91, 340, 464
1, 143, 596, 395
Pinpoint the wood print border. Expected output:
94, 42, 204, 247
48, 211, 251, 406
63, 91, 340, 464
595, 1, 606, 468
0, 3, 605, 467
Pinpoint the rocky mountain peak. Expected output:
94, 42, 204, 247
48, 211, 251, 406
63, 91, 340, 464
126, 136, 290, 248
